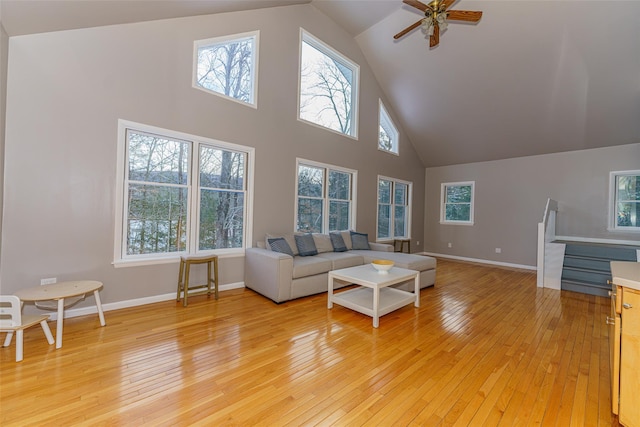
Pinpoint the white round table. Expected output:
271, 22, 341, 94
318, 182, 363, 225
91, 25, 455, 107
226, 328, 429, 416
14, 280, 106, 349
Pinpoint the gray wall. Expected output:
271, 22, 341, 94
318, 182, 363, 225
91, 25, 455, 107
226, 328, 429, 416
1, 5, 425, 305
0, 19, 7, 280
424, 143, 640, 267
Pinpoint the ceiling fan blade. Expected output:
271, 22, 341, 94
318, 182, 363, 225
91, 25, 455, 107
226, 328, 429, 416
394, 19, 423, 39
442, 0, 457, 10
447, 10, 483, 22
430, 24, 440, 47
403, 0, 429, 13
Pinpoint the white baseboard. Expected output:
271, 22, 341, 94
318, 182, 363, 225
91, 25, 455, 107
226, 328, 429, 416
419, 252, 536, 271
43, 282, 245, 321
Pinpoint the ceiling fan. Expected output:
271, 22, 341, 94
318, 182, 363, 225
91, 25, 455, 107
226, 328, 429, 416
394, 0, 482, 48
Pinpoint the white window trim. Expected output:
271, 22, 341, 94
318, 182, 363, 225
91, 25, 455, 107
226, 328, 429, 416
114, 119, 255, 267
440, 181, 475, 225
608, 170, 640, 232
378, 100, 399, 156
192, 30, 260, 109
297, 28, 360, 140
376, 175, 412, 242
294, 158, 358, 233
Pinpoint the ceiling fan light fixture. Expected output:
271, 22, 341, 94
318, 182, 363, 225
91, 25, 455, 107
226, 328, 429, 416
421, 17, 434, 36
436, 12, 448, 31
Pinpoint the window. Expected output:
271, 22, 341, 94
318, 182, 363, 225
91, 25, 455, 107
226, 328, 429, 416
296, 159, 357, 233
610, 170, 640, 231
298, 29, 359, 138
115, 120, 254, 265
377, 177, 412, 240
378, 100, 399, 154
440, 182, 475, 224
193, 31, 259, 106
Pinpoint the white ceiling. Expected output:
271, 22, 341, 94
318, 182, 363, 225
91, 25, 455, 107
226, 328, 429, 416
2, 0, 639, 167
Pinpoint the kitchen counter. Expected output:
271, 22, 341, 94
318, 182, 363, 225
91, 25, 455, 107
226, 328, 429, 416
611, 261, 640, 292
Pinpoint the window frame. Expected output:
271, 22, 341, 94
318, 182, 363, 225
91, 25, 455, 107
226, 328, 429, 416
378, 100, 399, 155
440, 181, 475, 225
297, 28, 360, 139
114, 120, 255, 267
294, 158, 358, 233
608, 170, 640, 232
192, 31, 260, 108
376, 176, 412, 241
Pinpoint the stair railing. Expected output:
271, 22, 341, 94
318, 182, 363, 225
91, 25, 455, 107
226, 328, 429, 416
537, 198, 561, 288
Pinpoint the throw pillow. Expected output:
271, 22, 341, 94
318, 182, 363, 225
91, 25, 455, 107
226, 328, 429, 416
266, 233, 299, 256
295, 233, 318, 256
340, 230, 353, 250
267, 237, 294, 256
312, 233, 334, 253
350, 231, 370, 250
330, 232, 348, 252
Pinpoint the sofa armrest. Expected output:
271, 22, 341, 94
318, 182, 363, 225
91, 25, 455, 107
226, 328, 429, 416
369, 242, 394, 252
245, 247, 294, 303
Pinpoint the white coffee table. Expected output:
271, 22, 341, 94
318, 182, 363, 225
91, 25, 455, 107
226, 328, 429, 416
328, 264, 420, 328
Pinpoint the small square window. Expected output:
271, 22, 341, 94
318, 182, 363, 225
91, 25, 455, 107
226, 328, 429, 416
440, 182, 475, 225
378, 101, 399, 155
193, 31, 259, 107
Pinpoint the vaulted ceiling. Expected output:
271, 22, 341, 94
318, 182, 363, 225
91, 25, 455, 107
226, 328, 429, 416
2, 0, 639, 167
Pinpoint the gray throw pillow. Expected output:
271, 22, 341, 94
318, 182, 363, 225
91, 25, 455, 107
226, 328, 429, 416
350, 231, 370, 250
268, 237, 294, 256
330, 232, 348, 252
295, 233, 318, 256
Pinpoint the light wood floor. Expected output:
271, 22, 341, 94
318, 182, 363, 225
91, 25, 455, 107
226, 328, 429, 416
1, 259, 621, 426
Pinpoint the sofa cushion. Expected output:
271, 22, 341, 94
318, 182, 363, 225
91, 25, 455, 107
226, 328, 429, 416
268, 237, 294, 256
266, 233, 299, 256
350, 231, 370, 250
353, 251, 437, 271
313, 233, 334, 253
330, 232, 348, 252
292, 256, 333, 279
295, 233, 318, 256
316, 251, 364, 270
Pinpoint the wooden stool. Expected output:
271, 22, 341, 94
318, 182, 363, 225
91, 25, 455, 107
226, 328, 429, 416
394, 239, 411, 253
177, 255, 219, 306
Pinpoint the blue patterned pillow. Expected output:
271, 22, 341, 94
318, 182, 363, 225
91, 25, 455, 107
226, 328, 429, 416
268, 237, 294, 256
350, 231, 370, 250
330, 232, 348, 252
295, 233, 318, 256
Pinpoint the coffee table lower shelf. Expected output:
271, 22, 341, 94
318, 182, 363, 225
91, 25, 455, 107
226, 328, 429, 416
332, 287, 416, 325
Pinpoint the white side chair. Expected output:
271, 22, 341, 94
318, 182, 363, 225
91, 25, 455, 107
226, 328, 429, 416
1, 295, 54, 362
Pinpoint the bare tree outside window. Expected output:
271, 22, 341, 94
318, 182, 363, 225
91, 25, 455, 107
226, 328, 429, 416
126, 131, 189, 255
299, 32, 358, 137
296, 161, 355, 233
120, 125, 251, 260
195, 33, 257, 105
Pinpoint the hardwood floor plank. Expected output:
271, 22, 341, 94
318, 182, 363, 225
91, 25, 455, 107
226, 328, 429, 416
0, 260, 621, 426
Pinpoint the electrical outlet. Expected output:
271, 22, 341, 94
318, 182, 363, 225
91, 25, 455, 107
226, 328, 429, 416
41, 277, 57, 285
416, 241, 420, 246
495, 248, 502, 254
448, 242, 452, 248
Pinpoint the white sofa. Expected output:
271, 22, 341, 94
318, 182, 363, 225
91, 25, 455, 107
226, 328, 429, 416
244, 232, 437, 303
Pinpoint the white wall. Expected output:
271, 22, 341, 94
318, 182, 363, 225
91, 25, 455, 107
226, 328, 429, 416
424, 143, 640, 267
1, 5, 426, 306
